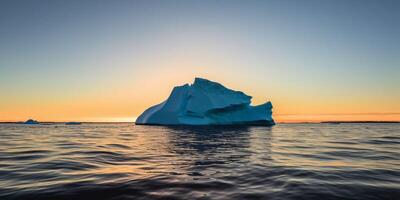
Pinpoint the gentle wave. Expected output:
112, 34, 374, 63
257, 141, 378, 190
0, 123, 399, 200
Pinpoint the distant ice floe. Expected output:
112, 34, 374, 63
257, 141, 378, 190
23, 119, 39, 124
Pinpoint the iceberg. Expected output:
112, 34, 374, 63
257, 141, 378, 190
135, 78, 274, 126
65, 122, 82, 125
23, 119, 39, 124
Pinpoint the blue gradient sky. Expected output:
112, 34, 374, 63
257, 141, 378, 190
0, 0, 399, 122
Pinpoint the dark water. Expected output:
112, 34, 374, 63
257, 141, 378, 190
0, 123, 399, 200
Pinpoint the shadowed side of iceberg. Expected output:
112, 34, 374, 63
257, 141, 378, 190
204, 102, 274, 125
135, 78, 274, 126
136, 84, 190, 124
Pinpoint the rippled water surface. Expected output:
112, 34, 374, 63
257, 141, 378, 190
0, 123, 399, 200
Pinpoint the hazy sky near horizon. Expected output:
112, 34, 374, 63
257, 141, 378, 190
0, 0, 399, 122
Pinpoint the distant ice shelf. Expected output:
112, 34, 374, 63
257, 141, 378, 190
135, 78, 274, 126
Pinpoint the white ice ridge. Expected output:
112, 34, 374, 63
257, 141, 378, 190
135, 78, 274, 126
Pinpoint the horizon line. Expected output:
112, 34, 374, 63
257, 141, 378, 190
1, 120, 400, 124
274, 112, 400, 116
1, 113, 400, 123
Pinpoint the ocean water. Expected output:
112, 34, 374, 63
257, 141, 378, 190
0, 123, 399, 200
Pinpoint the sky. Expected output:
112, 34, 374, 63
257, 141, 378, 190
0, 0, 399, 122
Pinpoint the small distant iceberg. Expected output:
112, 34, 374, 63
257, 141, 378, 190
65, 122, 82, 125
23, 119, 39, 124
136, 77, 275, 126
